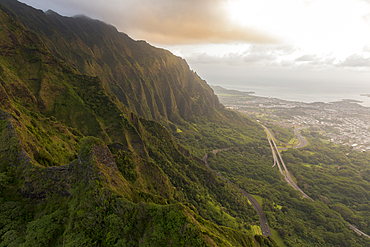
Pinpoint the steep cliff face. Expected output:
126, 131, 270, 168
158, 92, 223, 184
1, 2, 370, 247
0, 4, 278, 246
1, 0, 220, 124
0, 118, 257, 246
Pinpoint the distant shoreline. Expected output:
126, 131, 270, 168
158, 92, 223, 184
211, 85, 370, 108
211, 85, 255, 96
338, 99, 363, 103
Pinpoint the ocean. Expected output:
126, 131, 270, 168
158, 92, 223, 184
190, 64, 370, 107
212, 81, 370, 107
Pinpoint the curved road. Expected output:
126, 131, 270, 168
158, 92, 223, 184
271, 126, 309, 151
202, 152, 272, 237
262, 125, 313, 201
293, 127, 309, 149
202, 130, 370, 240
263, 124, 370, 239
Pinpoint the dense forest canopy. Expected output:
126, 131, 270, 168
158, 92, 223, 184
0, 1, 369, 246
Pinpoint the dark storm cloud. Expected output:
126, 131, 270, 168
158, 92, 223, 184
19, 0, 276, 45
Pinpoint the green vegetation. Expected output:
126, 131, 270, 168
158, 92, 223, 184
2, 0, 221, 125
1, 1, 370, 246
0, 3, 276, 246
251, 225, 262, 235
173, 109, 264, 158
264, 123, 297, 148
281, 131, 370, 237
207, 147, 370, 246
270, 228, 287, 247
251, 194, 263, 207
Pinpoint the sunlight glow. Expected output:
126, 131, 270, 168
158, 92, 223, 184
227, 0, 370, 58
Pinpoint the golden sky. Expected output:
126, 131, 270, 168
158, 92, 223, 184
19, 0, 370, 102
19, 0, 370, 63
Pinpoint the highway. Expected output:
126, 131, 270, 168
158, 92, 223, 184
262, 125, 313, 201
268, 126, 309, 151
349, 224, 370, 239
293, 127, 309, 149
202, 152, 272, 237
202, 128, 370, 241
262, 124, 370, 239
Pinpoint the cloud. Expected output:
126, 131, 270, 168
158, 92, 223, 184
185, 45, 344, 70
362, 13, 370, 23
186, 45, 297, 66
295, 54, 317, 61
20, 0, 277, 45
295, 54, 336, 66
340, 54, 370, 67
363, 45, 370, 52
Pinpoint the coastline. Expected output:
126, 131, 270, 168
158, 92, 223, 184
211, 84, 370, 108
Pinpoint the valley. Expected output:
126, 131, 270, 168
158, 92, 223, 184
212, 86, 370, 245
203, 151, 272, 237
213, 86, 370, 152
262, 124, 313, 201
1, 1, 370, 246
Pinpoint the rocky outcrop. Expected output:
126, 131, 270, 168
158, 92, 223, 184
1, 0, 221, 123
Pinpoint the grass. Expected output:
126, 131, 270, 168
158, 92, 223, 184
289, 171, 298, 184
251, 225, 262, 235
205, 201, 238, 229
270, 228, 287, 247
288, 138, 298, 145
250, 194, 263, 207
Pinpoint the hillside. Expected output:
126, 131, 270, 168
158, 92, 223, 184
0, 0, 220, 125
0, 3, 279, 246
1, 1, 370, 246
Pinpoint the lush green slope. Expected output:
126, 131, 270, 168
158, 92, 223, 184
0, 4, 277, 246
2, 1, 370, 246
0, 0, 220, 125
172, 110, 370, 246
282, 130, 370, 236
0, 123, 258, 246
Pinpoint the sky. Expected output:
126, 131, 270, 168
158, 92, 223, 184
18, 0, 370, 103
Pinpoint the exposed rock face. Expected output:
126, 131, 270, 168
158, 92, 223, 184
91, 144, 118, 171
27, 141, 124, 199
319, 195, 331, 204
0, 110, 32, 167
1, 0, 221, 123
0, 3, 280, 246
0, 123, 122, 200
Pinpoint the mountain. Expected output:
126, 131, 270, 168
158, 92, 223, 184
1, 0, 370, 246
0, 0, 220, 125
0, 2, 277, 246
211, 85, 255, 96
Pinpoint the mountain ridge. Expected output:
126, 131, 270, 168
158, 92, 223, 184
0, 4, 279, 245
2, 1, 370, 246
1, 0, 221, 124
